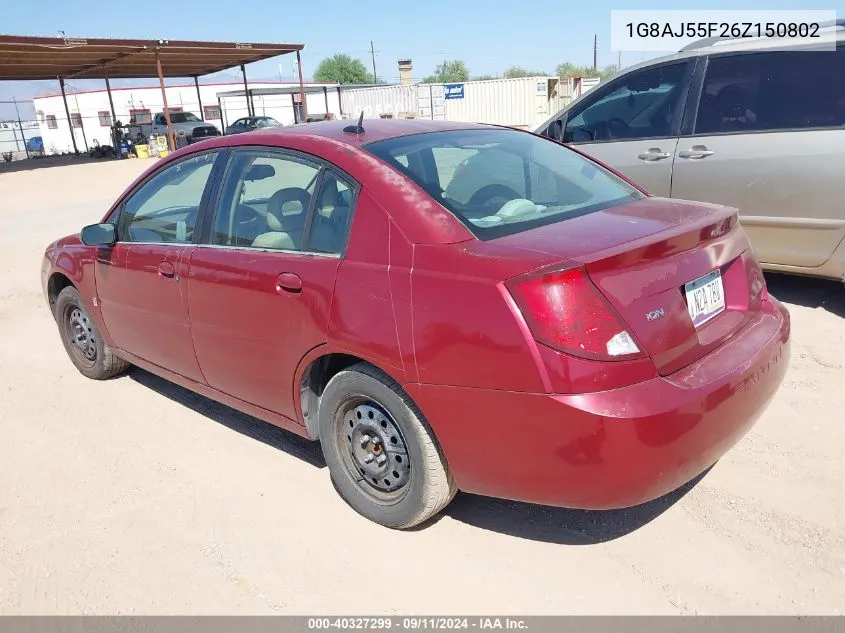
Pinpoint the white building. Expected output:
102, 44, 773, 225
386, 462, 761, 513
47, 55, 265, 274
32, 80, 341, 154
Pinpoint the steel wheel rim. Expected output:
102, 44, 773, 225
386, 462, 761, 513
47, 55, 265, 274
335, 396, 411, 503
66, 305, 97, 366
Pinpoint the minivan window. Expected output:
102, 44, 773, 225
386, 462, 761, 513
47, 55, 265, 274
695, 47, 845, 134
563, 62, 689, 143
365, 129, 643, 240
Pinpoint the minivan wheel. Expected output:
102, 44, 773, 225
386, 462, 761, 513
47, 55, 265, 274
318, 363, 456, 529
55, 286, 129, 380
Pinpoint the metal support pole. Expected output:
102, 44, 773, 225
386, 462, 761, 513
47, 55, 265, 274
194, 76, 203, 119
105, 76, 118, 149
296, 50, 308, 121
240, 64, 252, 117
337, 86, 343, 116
13, 98, 28, 158
218, 96, 226, 134
59, 78, 79, 154
323, 86, 329, 116
155, 50, 176, 151
290, 93, 297, 124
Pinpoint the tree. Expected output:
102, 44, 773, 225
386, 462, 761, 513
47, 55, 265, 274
502, 66, 547, 79
555, 62, 619, 80
314, 54, 374, 84
422, 60, 470, 83
471, 74, 496, 81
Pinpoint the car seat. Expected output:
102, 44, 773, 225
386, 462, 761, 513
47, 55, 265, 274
252, 188, 310, 250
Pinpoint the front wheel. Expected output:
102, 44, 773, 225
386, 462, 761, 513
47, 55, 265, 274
318, 363, 456, 528
55, 286, 129, 380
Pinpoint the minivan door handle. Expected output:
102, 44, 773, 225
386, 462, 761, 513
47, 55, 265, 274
275, 272, 303, 294
678, 145, 715, 159
637, 148, 671, 161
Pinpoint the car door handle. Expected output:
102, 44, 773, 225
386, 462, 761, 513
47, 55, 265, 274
275, 272, 303, 294
678, 146, 715, 159
637, 148, 671, 161
158, 261, 177, 279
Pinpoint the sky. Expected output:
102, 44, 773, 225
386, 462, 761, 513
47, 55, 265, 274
0, 0, 827, 119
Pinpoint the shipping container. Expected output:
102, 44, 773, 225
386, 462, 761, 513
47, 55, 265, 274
338, 77, 573, 129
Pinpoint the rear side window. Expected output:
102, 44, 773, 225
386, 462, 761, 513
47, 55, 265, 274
695, 47, 845, 134
365, 129, 643, 240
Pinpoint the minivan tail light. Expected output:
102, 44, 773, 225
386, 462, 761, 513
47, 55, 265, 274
506, 266, 644, 361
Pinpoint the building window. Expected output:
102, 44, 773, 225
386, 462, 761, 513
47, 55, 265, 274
204, 105, 221, 120
130, 109, 151, 124
98, 111, 113, 126
46, 115, 58, 129
70, 112, 83, 128
165, 106, 183, 112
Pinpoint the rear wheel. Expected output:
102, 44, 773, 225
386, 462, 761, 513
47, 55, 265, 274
55, 286, 129, 380
318, 363, 456, 528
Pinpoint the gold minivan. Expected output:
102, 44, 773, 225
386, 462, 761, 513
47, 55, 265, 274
536, 24, 845, 283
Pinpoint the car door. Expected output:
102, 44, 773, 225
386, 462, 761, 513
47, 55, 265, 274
670, 46, 845, 269
95, 150, 223, 382
187, 149, 356, 420
544, 60, 695, 197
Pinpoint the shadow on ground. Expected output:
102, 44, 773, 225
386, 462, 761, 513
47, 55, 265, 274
765, 272, 845, 318
128, 366, 710, 541
129, 367, 326, 468
443, 469, 709, 544
0, 154, 120, 174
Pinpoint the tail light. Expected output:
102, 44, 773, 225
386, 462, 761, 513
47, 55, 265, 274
506, 266, 644, 361
747, 257, 768, 303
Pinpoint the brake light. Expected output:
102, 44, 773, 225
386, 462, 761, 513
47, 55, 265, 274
506, 266, 643, 361
748, 258, 768, 303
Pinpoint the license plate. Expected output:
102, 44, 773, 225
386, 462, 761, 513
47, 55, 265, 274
684, 270, 725, 328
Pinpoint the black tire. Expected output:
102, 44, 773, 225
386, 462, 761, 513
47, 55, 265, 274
318, 363, 456, 528
55, 286, 129, 380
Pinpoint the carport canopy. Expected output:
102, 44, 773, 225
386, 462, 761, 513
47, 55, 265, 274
0, 35, 309, 151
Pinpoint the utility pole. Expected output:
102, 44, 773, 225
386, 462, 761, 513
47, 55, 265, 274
593, 34, 597, 71
370, 41, 377, 83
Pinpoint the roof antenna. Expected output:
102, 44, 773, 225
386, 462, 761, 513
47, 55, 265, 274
343, 111, 365, 135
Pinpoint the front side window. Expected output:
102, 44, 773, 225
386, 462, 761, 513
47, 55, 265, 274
118, 152, 218, 243
212, 151, 321, 250
695, 47, 845, 135
563, 62, 689, 143
366, 129, 643, 240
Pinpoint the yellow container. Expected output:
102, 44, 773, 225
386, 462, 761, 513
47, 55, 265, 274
135, 144, 150, 159
158, 149, 169, 158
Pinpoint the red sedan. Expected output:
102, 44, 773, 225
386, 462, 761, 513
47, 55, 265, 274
41, 119, 790, 528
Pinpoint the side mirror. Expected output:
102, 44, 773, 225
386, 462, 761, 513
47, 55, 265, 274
81, 223, 117, 247
546, 119, 564, 141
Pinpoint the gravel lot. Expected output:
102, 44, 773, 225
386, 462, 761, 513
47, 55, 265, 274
0, 159, 843, 614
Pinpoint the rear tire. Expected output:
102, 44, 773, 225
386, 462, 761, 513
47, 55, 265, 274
318, 363, 456, 528
55, 286, 129, 380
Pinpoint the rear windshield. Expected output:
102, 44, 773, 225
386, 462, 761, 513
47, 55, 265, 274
365, 129, 643, 239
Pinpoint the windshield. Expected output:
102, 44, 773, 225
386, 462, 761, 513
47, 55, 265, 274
365, 129, 643, 239
169, 112, 201, 123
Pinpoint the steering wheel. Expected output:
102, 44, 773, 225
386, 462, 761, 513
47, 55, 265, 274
468, 184, 522, 206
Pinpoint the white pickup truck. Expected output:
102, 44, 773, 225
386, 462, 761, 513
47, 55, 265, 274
128, 111, 221, 145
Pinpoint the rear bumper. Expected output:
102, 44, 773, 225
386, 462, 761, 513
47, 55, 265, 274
411, 297, 790, 509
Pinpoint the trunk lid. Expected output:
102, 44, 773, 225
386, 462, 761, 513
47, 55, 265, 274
495, 197, 765, 375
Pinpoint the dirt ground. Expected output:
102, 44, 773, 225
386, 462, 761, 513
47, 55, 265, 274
0, 159, 843, 615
